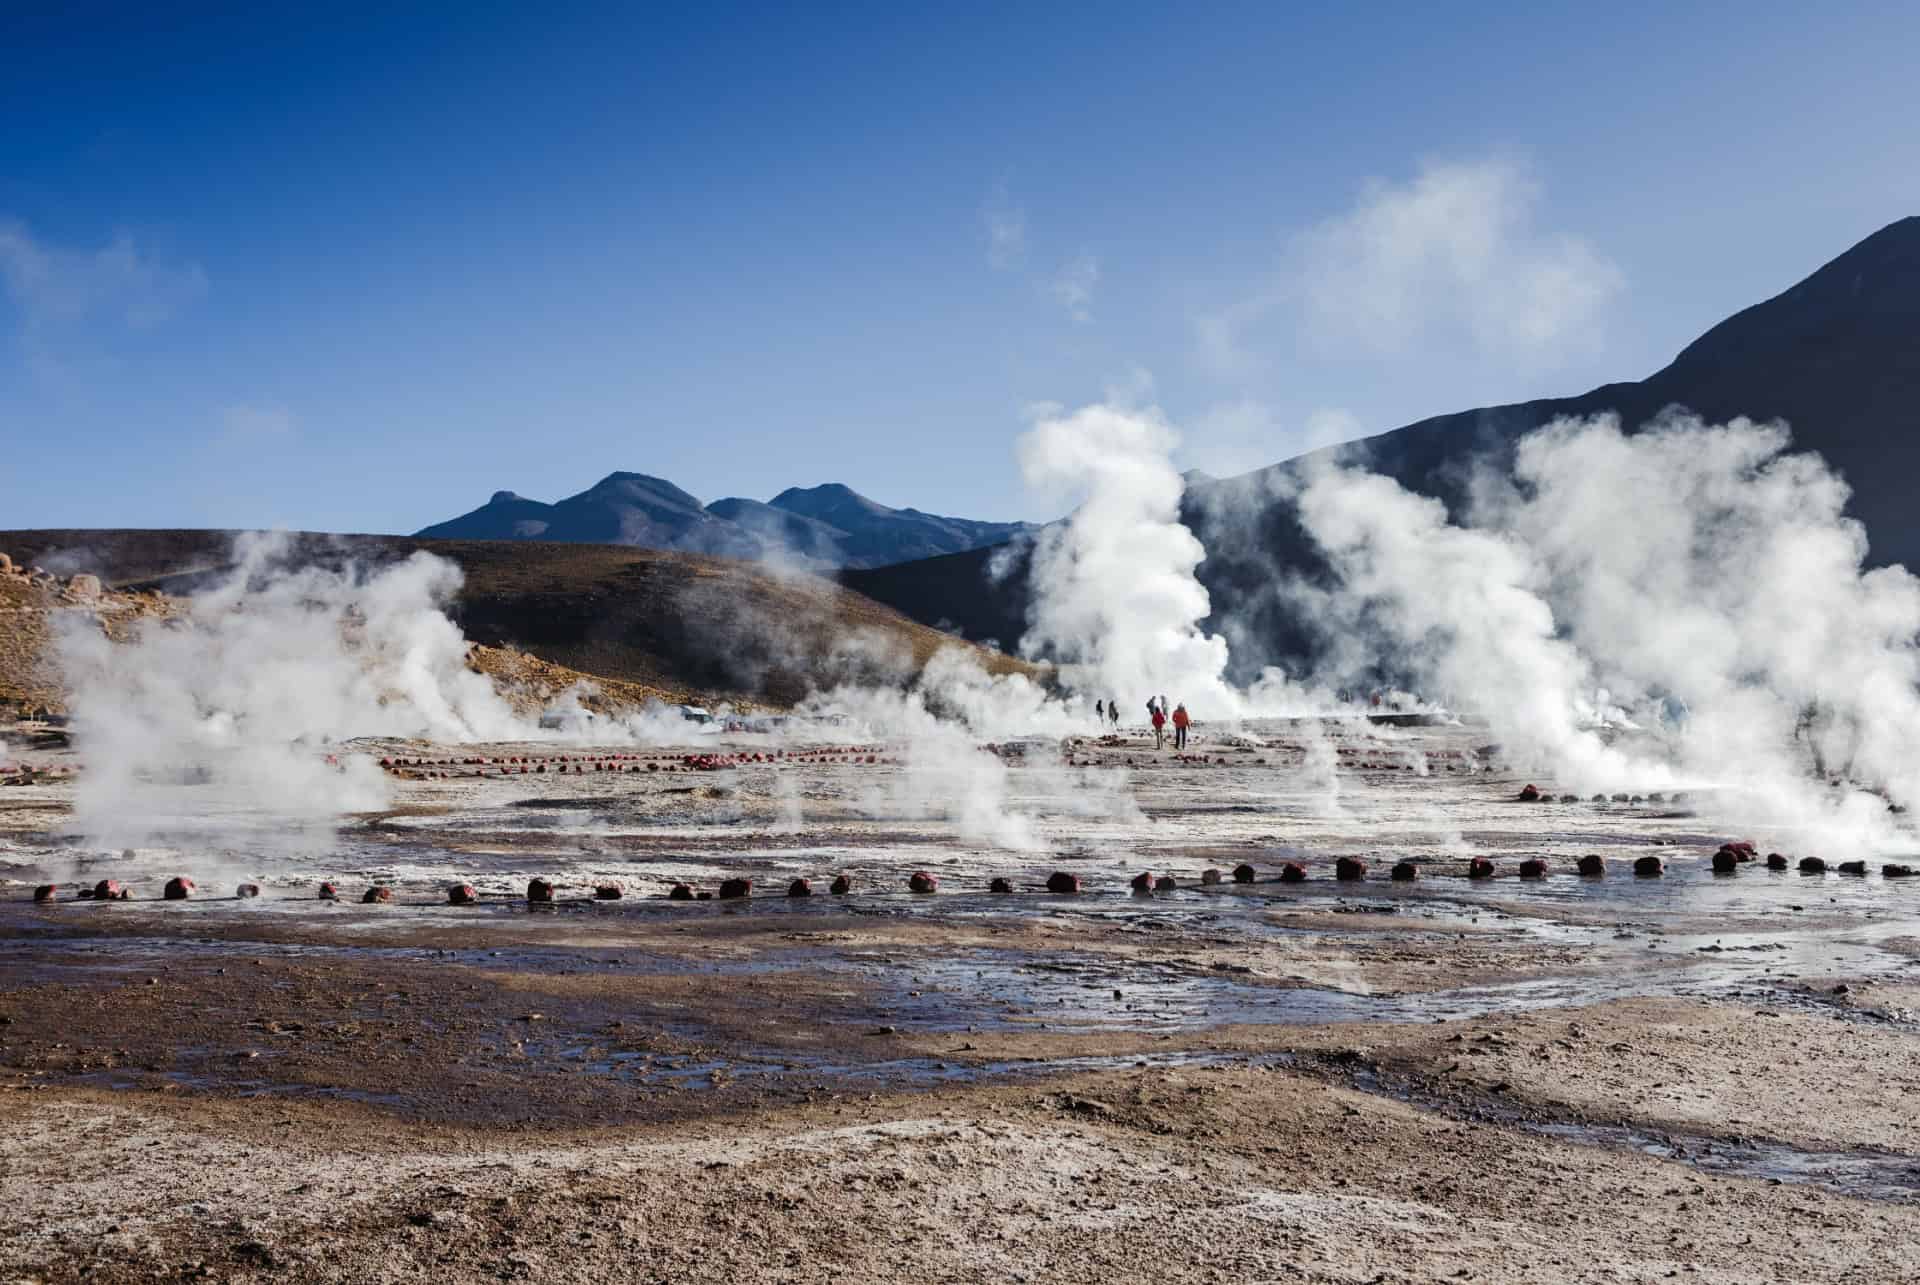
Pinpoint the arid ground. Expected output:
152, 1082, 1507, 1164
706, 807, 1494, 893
5, 717, 1920, 1283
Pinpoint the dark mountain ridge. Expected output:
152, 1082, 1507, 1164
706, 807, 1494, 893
846, 216, 1920, 675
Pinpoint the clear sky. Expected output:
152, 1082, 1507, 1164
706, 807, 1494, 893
3, 1, 1916, 531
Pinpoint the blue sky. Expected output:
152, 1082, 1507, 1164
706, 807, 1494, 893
3, 1, 1916, 531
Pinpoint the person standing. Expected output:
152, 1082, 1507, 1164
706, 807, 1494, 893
1151, 701, 1167, 748
1095, 698, 1104, 725
1108, 698, 1120, 730
1172, 702, 1191, 750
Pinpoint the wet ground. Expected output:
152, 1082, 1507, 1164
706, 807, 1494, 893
6, 717, 1920, 1281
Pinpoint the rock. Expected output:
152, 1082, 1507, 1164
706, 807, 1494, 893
1798, 857, 1827, 874
526, 878, 556, 904
1046, 871, 1081, 895
1280, 862, 1307, 883
594, 883, 623, 899
1201, 868, 1222, 885
1131, 871, 1157, 894
0, 553, 10, 574
829, 874, 853, 895
718, 878, 753, 900
235, 883, 261, 898
1154, 874, 1178, 893
163, 876, 195, 900
989, 877, 1013, 894
1633, 856, 1666, 877
786, 878, 813, 897
93, 879, 123, 901
1837, 860, 1868, 876
1576, 854, 1606, 876
1882, 864, 1915, 878
1711, 848, 1741, 873
1468, 857, 1496, 880
1233, 863, 1257, 884
1590, 793, 1607, 803
67, 573, 101, 600
32, 883, 57, 903
447, 884, 477, 905
1518, 858, 1548, 879
1517, 784, 1542, 802
1390, 861, 1418, 882
907, 872, 938, 894
317, 882, 339, 900
1766, 853, 1789, 870
1335, 857, 1366, 882
362, 885, 392, 903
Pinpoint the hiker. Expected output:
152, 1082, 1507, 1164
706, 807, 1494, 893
1151, 701, 1167, 748
1108, 698, 1119, 729
1095, 698, 1105, 725
1172, 702, 1190, 749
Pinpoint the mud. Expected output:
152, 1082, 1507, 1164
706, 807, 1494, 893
5, 718, 1920, 1281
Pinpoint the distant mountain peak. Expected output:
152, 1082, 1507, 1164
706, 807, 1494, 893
488, 490, 523, 505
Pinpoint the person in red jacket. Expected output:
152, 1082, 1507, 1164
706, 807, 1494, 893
1150, 702, 1167, 748
1172, 702, 1191, 749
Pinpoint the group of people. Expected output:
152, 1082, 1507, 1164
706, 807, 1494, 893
1093, 695, 1190, 749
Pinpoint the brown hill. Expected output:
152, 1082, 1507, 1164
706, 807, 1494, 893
0, 532, 1038, 714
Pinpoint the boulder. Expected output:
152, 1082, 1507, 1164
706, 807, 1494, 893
907, 872, 938, 894
527, 878, 556, 904
362, 885, 392, 903
1153, 875, 1178, 893
1558, 793, 1579, 803
829, 874, 853, 895
1799, 857, 1827, 874
1046, 871, 1081, 895
1711, 848, 1741, 873
1633, 856, 1665, 877
1468, 857, 1495, 880
1576, 854, 1606, 876
1517, 784, 1542, 802
318, 881, 339, 900
786, 878, 813, 898
1518, 858, 1548, 879
1233, 863, 1257, 884
163, 876, 195, 900
1280, 862, 1307, 883
1766, 853, 1790, 870
594, 883, 623, 899
1837, 860, 1868, 876
1335, 857, 1366, 882
1882, 864, 1915, 878
718, 878, 753, 900
1200, 868, 1222, 886
32, 883, 57, 903
1390, 861, 1418, 882
235, 883, 261, 898
447, 884, 477, 905
989, 877, 1013, 894
1131, 871, 1156, 894
668, 882, 695, 901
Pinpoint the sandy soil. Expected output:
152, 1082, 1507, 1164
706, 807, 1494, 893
5, 718, 1920, 1281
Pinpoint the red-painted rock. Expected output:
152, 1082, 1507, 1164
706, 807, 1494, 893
1633, 856, 1666, 877
317, 882, 339, 900
718, 878, 753, 901
1233, 863, 1257, 884
787, 878, 813, 898
1799, 856, 1827, 874
1280, 862, 1307, 883
668, 883, 695, 901
1131, 871, 1156, 894
1390, 861, 1418, 882
1518, 858, 1548, 879
1766, 853, 1790, 870
1046, 871, 1081, 895
1335, 857, 1366, 882
1517, 784, 1542, 802
362, 885, 392, 903
907, 872, 938, 894
163, 876, 195, 900
594, 883, 623, 899
1576, 854, 1606, 876
829, 874, 853, 895
527, 878, 555, 904
32, 883, 57, 903
989, 877, 1013, 894
1154, 875, 1178, 893
235, 883, 261, 898
1468, 857, 1495, 879
1201, 868, 1222, 886
447, 884, 477, 905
